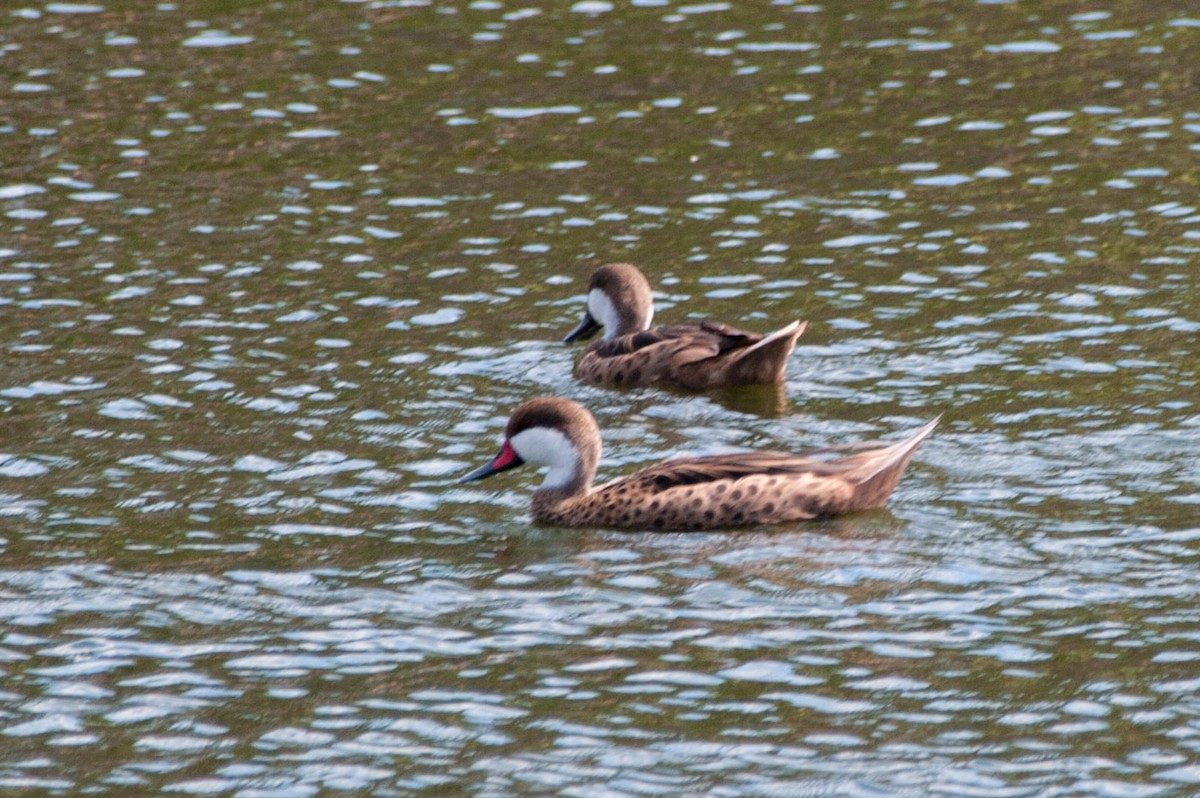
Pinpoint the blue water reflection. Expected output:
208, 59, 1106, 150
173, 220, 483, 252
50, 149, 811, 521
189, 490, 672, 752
1, 0, 1199, 795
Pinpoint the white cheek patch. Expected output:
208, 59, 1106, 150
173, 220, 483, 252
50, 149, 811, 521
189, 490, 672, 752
509, 427, 578, 489
586, 289, 622, 340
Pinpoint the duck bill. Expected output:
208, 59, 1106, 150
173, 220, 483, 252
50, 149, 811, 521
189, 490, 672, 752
563, 311, 601, 343
459, 440, 525, 483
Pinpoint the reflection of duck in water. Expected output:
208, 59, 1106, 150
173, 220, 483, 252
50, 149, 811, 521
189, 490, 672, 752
461, 397, 940, 531
564, 263, 806, 390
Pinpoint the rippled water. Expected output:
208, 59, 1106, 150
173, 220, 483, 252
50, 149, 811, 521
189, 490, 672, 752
2, 1, 1199, 795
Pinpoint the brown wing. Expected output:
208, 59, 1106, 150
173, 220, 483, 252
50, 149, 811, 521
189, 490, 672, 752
589, 320, 762, 362
583, 419, 939, 524
594, 434, 923, 496
595, 451, 852, 497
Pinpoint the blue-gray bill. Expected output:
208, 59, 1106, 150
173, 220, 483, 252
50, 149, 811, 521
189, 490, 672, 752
564, 312, 601, 343
458, 442, 525, 483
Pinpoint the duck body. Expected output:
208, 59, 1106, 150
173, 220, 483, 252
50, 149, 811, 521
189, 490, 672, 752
574, 319, 806, 390
565, 263, 805, 390
461, 397, 939, 532
532, 452, 856, 530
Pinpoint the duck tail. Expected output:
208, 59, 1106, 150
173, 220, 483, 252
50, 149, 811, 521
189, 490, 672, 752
725, 320, 806, 384
846, 416, 941, 510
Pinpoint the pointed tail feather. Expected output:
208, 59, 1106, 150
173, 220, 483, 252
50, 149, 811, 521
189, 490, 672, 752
846, 416, 941, 510
725, 320, 806, 384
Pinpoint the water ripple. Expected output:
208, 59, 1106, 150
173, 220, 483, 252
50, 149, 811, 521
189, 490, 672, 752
0, 1, 1197, 795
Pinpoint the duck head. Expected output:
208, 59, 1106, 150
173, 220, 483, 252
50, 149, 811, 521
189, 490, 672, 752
460, 397, 601, 494
564, 263, 655, 342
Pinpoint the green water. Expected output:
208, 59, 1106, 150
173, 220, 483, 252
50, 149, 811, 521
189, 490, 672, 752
1, 1, 1198, 795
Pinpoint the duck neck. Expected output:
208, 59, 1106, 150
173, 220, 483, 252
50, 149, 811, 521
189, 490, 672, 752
509, 425, 599, 498
530, 433, 598, 516
590, 289, 651, 339
612, 303, 653, 339
533, 454, 593, 498
531, 485, 583, 523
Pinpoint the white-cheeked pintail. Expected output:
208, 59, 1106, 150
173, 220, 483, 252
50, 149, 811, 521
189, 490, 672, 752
460, 397, 940, 531
564, 263, 806, 390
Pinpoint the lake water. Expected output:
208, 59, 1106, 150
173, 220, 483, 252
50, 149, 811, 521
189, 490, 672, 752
2, 1, 1199, 795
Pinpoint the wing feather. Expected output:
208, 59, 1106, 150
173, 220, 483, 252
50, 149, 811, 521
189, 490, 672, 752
594, 435, 922, 496
599, 452, 848, 495
589, 320, 762, 361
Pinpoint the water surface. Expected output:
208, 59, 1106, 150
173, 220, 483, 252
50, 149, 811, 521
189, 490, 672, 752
2, 1, 1199, 795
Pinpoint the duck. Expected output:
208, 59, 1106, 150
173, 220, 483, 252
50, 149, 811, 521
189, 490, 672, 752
563, 263, 806, 390
459, 397, 939, 531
